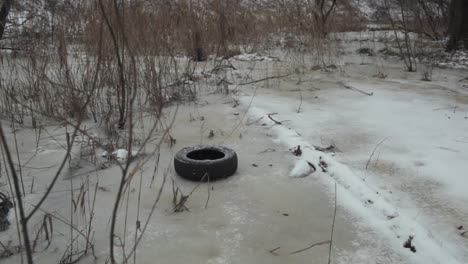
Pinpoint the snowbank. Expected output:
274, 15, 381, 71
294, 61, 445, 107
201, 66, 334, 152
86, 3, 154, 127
232, 53, 280, 62
111, 149, 138, 162
242, 102, 464, 264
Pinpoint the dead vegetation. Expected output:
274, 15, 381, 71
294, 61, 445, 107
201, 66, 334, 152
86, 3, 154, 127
171, 173, 210, 213
0, 0, 465, 263
403, 235, 417, 253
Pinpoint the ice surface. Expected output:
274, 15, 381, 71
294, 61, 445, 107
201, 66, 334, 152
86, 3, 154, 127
239, 67, 468, 263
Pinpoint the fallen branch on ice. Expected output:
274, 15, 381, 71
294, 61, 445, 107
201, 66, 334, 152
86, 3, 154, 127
339, 82, 374, 96
314, 145, 336, 153
211, 64, 236, 73
269, 247, 281, 256
267, 113, 282, 125
289, 240, 331, 255
239, 74, 290, 86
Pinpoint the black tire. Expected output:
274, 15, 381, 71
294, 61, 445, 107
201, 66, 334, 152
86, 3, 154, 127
174, 144, 238, 181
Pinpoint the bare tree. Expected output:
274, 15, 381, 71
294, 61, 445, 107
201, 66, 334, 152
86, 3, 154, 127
446, 0, 468, 51
414, 0, 449, 40
307, 0, 338, 36
0, 0, 11, 40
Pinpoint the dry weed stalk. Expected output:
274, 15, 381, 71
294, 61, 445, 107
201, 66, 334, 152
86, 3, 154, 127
31, 214, 53, 251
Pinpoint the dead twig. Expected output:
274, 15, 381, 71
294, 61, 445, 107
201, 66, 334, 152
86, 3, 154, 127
174, 195, 190, 213
267, 113, 282, 125
0, 240, 14, 258
211, 63, 236, 73
306, 161, 317, 172
314, 145, 336, 153
27, 205, 96, 258
319, 157, 328, 172
124, 166, 169, 263
289, 240, 331, 255
149, 151, 160, 189
204, 174, 211, 209
290, 145, 302, 156
269, 246, 281, 256
32, 214, 54, 251
328, 182, 337, 264
173, 173, 209, 212
217, 79, 233, 86
258, 148, 275, 154
297, 88, 303, 113
403, 235, 417, 253
239, 74, 290, 86
223, 99, 239, 105
365, 138, 388, 170
340, 82, 373, 96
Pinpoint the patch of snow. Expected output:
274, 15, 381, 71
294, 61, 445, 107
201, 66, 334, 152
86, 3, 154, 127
241, 96, 465, 264
289, 159, 316, 178
112, 149, 138, 162
421, 50, 468, 69
232, 53, 280, 62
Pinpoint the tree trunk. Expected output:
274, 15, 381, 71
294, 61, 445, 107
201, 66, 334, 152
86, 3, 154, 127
446, 0, 468, 51
0, 0, 11, 40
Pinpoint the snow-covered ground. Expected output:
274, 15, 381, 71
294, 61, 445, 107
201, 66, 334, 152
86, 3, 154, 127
232, 47, 468, 263
238, 77, 468, 263
1, 35, 468, 264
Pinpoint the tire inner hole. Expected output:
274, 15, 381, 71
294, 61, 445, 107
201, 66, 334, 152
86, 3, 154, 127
187, 149, 225, 160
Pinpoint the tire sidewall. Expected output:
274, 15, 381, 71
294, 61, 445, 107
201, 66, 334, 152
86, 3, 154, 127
174, 145, 237, 181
